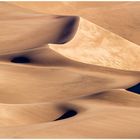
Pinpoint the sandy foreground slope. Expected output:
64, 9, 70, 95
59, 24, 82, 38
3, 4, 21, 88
0, 2, 140, 138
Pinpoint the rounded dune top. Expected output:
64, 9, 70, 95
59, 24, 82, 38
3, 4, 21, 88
0, 11, 79, 54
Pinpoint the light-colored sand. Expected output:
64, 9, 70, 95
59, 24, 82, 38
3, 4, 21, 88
0, 2, 140, 138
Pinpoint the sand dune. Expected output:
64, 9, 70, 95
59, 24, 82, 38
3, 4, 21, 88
50, 17, 140, 71
0, 90, 140, 138
0, 2, 140, 138
0, 102, 65, 126
0, 13, 79, 54
12, 2, 140, 45
0, 46, 139, 104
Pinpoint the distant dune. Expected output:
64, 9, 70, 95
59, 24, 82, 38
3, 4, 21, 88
0, 2, 140, 138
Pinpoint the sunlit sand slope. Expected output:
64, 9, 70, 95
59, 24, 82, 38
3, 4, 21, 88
50, 17, 140, 71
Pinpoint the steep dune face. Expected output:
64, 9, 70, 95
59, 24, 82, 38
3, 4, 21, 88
0, 2, 140, 138
50, 17, 140, 71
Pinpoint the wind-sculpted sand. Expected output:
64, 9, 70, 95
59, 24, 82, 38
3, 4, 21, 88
0, 2, 140, 138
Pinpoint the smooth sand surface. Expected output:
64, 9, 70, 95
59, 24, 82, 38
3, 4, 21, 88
0, 2, 140, 138
12, 2, 140, 45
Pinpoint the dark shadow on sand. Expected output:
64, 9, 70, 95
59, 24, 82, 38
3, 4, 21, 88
54, 109, 77, 121
127, 83, 140, 94
11, 56, 31, 63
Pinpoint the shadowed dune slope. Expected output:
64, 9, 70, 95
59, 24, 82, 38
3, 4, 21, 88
0, 9, 79, 54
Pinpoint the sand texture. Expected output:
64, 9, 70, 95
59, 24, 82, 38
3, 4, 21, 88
0, 2, 140, 138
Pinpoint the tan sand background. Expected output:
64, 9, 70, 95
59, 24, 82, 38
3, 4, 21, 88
0, 2, 139, 138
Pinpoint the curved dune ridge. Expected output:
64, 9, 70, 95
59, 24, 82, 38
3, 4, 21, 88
0, 2, 140, 138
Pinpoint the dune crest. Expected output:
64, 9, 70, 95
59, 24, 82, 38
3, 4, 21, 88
50, 17, 140, 71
